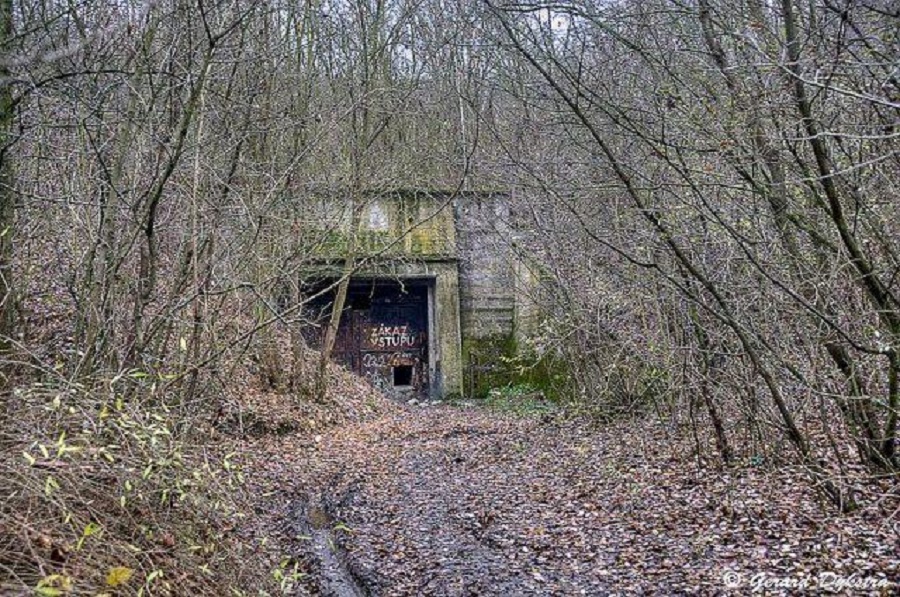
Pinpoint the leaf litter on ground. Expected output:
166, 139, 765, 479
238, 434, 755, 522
234, 393, 899, 596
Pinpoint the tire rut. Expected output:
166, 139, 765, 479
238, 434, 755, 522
292, 493, 371, 597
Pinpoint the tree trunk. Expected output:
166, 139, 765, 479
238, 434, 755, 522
315, 197, 362, 402
0, 0, 16, 361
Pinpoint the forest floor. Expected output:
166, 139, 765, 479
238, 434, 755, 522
240, 398, 899, 596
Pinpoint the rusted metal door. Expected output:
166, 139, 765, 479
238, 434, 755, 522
306, 280, 430, 397
358, 299, 428, 395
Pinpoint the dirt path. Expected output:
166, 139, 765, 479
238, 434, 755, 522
253, 403, 898, 596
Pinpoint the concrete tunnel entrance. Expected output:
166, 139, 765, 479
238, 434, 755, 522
304, 278, 437, 399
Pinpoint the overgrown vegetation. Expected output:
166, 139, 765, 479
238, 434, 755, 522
0, 0, 898, 593
480, 383, 559, 417
2, 378, 253, 594
492, 0, 900, 510
464, 333, 571, 402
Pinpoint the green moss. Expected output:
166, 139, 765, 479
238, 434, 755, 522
409, 227, 444, 255
463, 334, 569, 401
319, 230, 348, 254
482, 385, 558, 417
358, 230, 393, 253
308, 223, 449, 258
301, 190, 459, 260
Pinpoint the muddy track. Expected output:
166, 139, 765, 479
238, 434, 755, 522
292, 493, 371, 597
279, 406, 900, 595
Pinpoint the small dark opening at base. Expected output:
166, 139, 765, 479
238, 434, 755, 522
393, 365, 413, 387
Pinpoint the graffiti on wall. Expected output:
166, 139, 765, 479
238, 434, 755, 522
361, 352, 417, 368
364, 324, 424, 350
305, 282, 430, 396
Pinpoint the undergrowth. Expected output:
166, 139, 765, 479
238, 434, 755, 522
0, 374, 274, 596
479, 383, 559, 417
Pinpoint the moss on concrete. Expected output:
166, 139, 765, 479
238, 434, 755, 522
463, 334, 569, 401
300, 190, 522, 401
310, 197, 454, 259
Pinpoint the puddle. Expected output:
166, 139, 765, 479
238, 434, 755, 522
294, 494, 369, 597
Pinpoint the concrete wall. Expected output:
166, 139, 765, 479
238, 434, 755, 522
454, 193, 516, 342
303, 190, 457, 260
300, 191, 467, 398
300, 190, 526, 399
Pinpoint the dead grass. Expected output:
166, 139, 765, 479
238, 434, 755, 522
0, 342, 390, 596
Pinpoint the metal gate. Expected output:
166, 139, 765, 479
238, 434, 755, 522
306, 280, 430, 397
